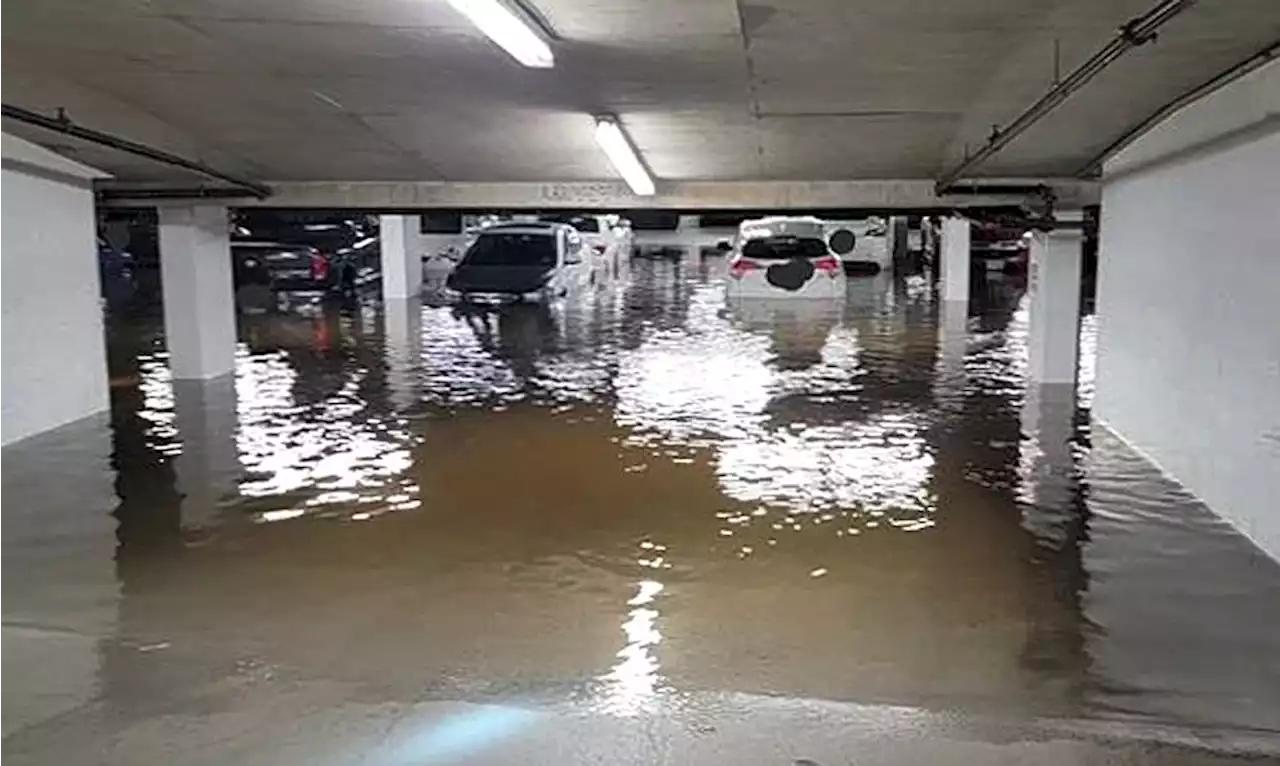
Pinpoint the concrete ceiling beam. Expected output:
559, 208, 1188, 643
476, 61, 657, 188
172, 179, 1097, 211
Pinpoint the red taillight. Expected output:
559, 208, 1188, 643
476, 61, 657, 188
814, 255, 841, 276
310, 251, 330, 281
729, 258, 761, 279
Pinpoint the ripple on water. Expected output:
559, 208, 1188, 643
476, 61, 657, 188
83, 260, 1280, 736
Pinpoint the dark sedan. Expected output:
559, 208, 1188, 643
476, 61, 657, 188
232, 215, 381, 296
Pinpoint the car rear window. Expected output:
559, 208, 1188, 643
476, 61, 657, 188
539, 215, 601, 233
464, 233, 557, 267
741, 236, 829, 260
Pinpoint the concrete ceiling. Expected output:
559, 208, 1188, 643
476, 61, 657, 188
2, 0, 1277, 185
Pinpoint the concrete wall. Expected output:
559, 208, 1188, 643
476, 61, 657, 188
1094, 60, 1280, 560
1, 134, 110, 445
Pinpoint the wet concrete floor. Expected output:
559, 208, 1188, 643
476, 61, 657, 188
4, 255, 1280, 764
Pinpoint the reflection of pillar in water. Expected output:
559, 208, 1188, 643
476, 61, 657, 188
172, 376, 239, 531
1019, 383, 1080, 547
3, 416, 121, 728
1018, 382, 1089, 691
934, 300, 968, 414
384, 297, 423, 412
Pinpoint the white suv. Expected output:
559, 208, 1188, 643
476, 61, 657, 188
726, 216, 846, 299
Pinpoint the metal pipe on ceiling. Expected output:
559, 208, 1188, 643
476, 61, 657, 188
1, 104, 272, 199
97, 186, 267, 202
1078, 39, 1279, 177
935, 0, 1199, 193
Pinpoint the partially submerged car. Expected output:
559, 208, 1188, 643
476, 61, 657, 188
446, 222, 592, 302
726, 217, 846, 299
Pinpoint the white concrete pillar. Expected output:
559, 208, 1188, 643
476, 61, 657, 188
158, 205, 236, 380
380, 214, 423, 300
940, 215, 970, 303
1026, 220, 1084, 386
172, 377, 239, 530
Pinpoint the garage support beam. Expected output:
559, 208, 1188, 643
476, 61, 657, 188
940, 215, 971, 304
158, 205, 237, 380
380, 214, 423, 300
216, 179, 1099, 212
1026, 217, 1085, 386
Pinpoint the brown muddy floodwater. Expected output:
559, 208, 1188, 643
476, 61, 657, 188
4, 256, 1280, 765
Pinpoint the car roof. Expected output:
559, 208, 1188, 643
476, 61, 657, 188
738, 216, 826, 240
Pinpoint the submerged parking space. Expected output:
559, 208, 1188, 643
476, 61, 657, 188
4, 255, 1280, 764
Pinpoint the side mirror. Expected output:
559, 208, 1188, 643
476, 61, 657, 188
716, 240, 732, 252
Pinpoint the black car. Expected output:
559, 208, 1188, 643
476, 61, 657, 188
231, 214, 381, 295
232, 240, 323, 289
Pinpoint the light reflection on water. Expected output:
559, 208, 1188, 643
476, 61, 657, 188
8, 258, 1275, 741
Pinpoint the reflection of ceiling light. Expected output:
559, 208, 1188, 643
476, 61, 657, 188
445, 0, 554, 68
594, 117, 656, 196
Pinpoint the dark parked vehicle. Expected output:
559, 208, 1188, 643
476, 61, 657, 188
97, 236, 136, 308
231, 214, 381, 295
971, 219, 1030, 274
232, 240, 325, 290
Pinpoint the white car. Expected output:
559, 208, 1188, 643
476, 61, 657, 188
824, 217, 891, 274
445, 222, 592, 302
726, 216, 846, 299
606, 215, 635, 254
538, 214, 629, 280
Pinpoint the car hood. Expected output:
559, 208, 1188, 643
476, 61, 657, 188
448, 264, 553, 293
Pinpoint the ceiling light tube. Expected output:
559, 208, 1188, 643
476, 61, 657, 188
594, 117, 655, 196
445, 0, 554, 68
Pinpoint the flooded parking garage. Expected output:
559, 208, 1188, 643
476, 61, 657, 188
4, 256, 1280, 765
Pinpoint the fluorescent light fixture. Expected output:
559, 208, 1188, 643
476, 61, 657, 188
594, 117, 655, 196
445, 0, 554, 68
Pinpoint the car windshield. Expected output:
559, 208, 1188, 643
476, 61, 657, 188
464, 233, 557, 267
539, 215, 600, 233
741, 236, 829, 260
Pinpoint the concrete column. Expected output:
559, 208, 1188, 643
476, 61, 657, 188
158, 205, 236, 380
888, 215, 909, 268
940, 215, 970, 303
1026, 220, 1084, 386
380, 214, 423, 300
384, 297, 423, 413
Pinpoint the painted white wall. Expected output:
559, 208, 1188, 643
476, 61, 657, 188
1095, 62, 1280, 559
1, 134, 110, 445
